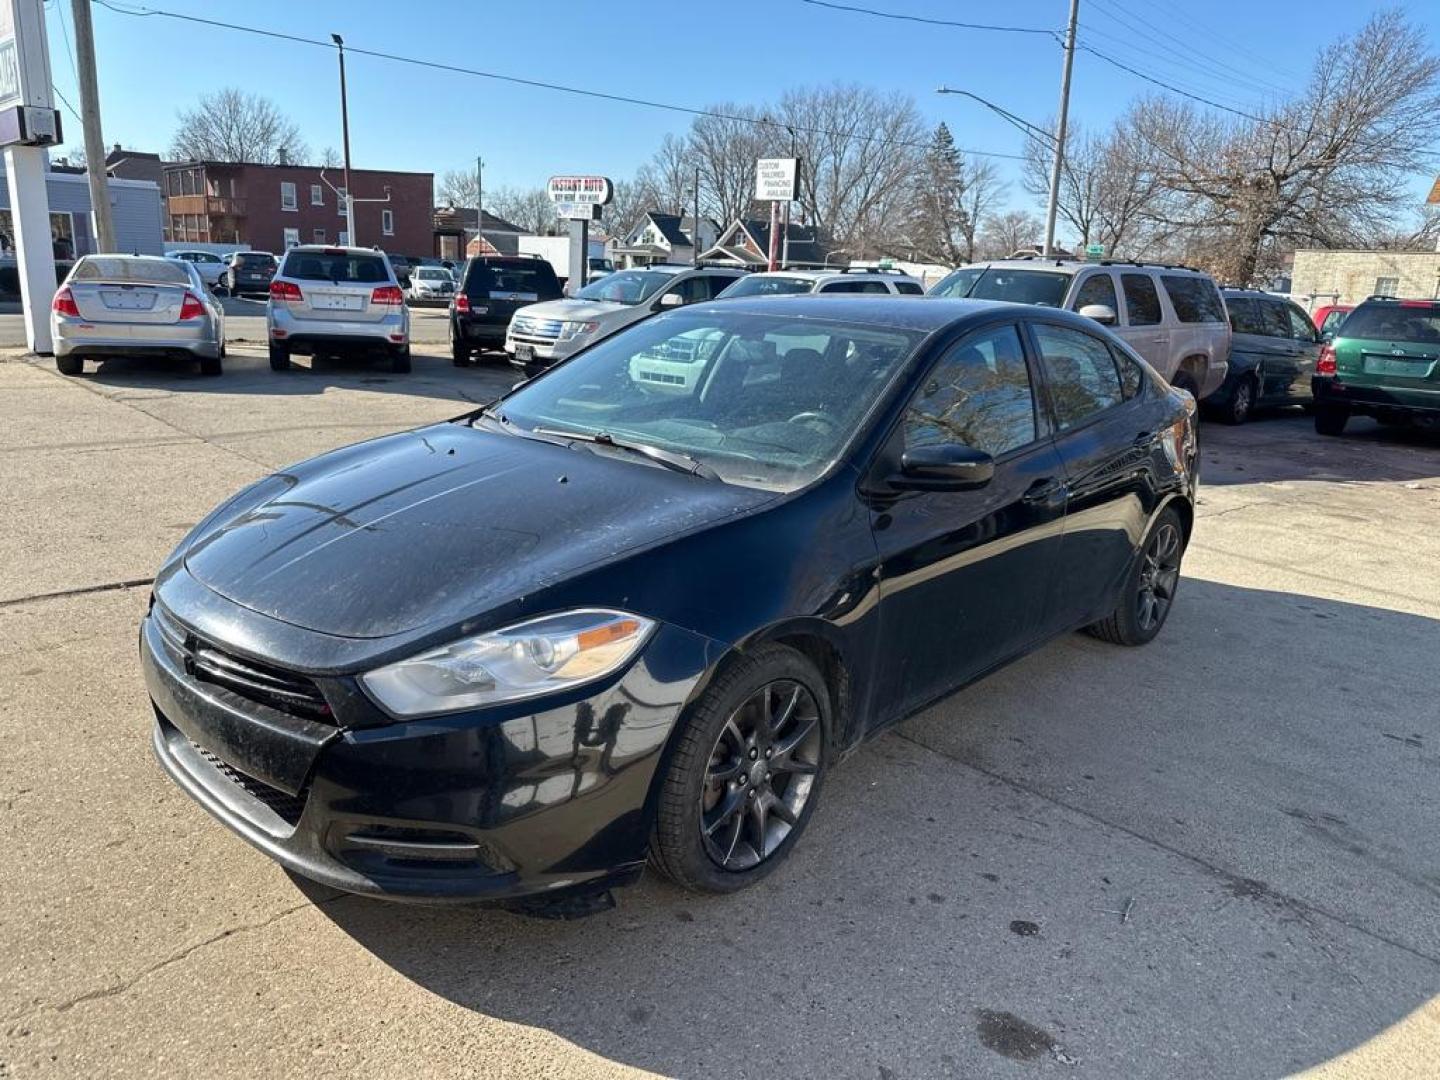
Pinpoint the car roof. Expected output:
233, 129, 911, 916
965, 258, 1212, 277
688, 295, 1073, 333
282, 244, 384, 255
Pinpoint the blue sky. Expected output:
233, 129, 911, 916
49, 0, 1438, 212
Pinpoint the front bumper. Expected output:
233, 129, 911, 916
1312, 375, 1440, 419
142, 593, 719, 903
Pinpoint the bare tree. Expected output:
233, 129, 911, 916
956, 158, 1005, 263
170, 89, 308, 164
1129, 10, 1440, 284
317, 146, 343, 169
636, 134, 695, 217
904, 123, 1009, 264
976, 210, 1045, 260
488, 187, 555, 234
602, 177, 655, 239
438, 169, 477, 208
688, 104, 772, 226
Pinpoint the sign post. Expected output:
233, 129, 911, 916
547, 176, 612, 296
754, 158, 798, 271
0, 0, 60, 353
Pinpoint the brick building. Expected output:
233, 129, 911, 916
161, 160, 433, 256
1291, 248, 1440, 309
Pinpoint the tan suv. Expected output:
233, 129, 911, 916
929, 258, 1230, 398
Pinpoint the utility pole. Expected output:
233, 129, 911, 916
475, 156, 484, 255
332, 34, 354, 245
782, 127, 796, 270
1043, 0, 1080, 257
71, 0, 116, 252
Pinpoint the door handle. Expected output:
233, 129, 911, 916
1022, 477, 1066, 503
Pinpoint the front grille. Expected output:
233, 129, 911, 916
511, 315, 563, 342
193, 742, 307, 826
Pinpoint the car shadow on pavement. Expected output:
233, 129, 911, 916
309, 578, 1440, 1080
1201, 413, 1440, 486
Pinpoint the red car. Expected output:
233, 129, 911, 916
1311, 304, 1353, 338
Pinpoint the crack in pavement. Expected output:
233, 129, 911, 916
890, 730, 1440, 970
0, 577, 155, 610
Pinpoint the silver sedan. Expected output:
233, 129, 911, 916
52, 255, 226, 376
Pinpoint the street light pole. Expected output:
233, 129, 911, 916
332, 34, 355, 245
1043, 0, 1080, 257
475, 156, 484, 256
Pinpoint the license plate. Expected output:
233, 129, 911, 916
100, 289, 156, 311
312, 293, 363, 312
1363, 355, 1435, 378
515, 345, 535, 363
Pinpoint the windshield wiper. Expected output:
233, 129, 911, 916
531, 426, 719, 480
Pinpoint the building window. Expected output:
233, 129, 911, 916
312, 228, 326, 243
311, 184, 324, 206
280, 182, 297, 211
338, 231, 349, 246
1374, 276, 1399, 297
283, 227, 300, 248
381, 209, 394, 236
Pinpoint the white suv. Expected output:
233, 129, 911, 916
929, 258, 1230, 398
717, 268, 925, 298
505, 264, 746, 374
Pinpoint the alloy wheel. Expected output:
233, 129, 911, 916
700, 679, 822, 872
1231, 380, 1253, 423
1136, 523, 1181, 632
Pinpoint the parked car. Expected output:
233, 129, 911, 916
1312, 303, 1354, 340
223, 251, 278, 297
717, 267, 925, 297
166, 249, 227, 288
1205, 288, 1321, 423
141, 296, 1197, 909
929, 258, 1230, 399
407, 265, 455, 304
52, 254, 225, 376
505, 264, 746, 376
1312, 295, 1440, 436
451, 255, 563, 365
266, 245, 410, 373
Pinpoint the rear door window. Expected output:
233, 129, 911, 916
1161, 275, 1226, 323
1033, 323, 1126, 430
282, 251, 390, 284
1259, 300, 1291, 339
1120, 274, 1162, 326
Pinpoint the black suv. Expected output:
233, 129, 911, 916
450, 256, 563, 365
224, 251, 278, 297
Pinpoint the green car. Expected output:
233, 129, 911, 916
1312, 297, 1440, 436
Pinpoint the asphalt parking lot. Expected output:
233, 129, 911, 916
2, 345, 1438, 1079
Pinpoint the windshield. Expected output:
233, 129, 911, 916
495, 310, 924, 491
281, 251, 390, 283
1340, 302, 1440, 344
72, 257, 190, 285
965, 268, 1071, 307
574, 269, 678, 305
719, 276, 814, 298
928, 267, 983, 298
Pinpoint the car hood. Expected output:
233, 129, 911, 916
182, 422, 772, 639
517, 298, 632, 322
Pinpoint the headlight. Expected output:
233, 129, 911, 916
559, 320, 601, 340
361, 609, 655, 717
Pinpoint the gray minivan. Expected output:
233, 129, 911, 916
1206, 288, 1321, 424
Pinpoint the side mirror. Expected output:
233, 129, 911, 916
894, 443, 994, 491
657, 292, 684, 309
1079, 303, 1117, 325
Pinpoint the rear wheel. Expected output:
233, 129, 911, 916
1314, 403, 1349, 436
390, 345, 412, 374
199, 354, 223, 377
1220, 375, 1256, 425
650, 644, 829, 894
56, 354, 83, 376
451, 334, 470, 366
1085, 506, 1186, 647
268, 343, 291, 372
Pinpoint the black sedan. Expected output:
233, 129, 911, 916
142, 297, 1198, 908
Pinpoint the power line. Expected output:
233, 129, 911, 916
1148, 0, 1309, 83
53, 84, 82, 124
799, 0, 1056, 35
91, 0, 1030, 161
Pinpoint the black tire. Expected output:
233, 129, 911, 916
268, 343, 291, 372
1314, 403, 1349, 437
55, 354, 82, 375
451, 335, 470, 366
649, 644, 830, 894
1085, 506, 1186, 647
390, 346, 412, 374
199, 354, 223, 377
1219, 376, 1256, 425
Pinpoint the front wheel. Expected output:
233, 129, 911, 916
1085, 506, 1186, 647
649, 644, 830, 893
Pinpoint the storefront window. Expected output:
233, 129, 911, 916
0, 210, 76, 258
